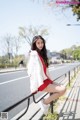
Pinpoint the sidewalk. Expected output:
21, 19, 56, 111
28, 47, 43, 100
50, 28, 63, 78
56, 72, 80, 120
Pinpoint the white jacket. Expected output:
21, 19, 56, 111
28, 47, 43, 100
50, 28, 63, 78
27, 50, 52, 93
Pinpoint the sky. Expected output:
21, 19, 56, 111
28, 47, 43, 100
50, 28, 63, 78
0, 0, 80, 55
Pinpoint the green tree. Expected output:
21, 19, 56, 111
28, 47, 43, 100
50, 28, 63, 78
60, 45, 80, 60
72, 48, 80, 60
71, 4, 80, 21
60, 49, 67, 59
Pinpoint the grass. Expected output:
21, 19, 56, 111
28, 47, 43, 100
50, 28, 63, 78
40, 112, 59, 120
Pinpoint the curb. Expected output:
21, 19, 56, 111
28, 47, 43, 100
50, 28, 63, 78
0, 68, 26, 73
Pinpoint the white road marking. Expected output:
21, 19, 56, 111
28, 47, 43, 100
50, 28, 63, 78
0, 76, 29, 85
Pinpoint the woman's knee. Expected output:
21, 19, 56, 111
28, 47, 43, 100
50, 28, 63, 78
59, 85, 66, 95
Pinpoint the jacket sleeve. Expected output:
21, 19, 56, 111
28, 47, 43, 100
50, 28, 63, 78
27, 51, 42, 76
28, 51, 45, 82
27, 51, 42, 78
27, 52, 35, 76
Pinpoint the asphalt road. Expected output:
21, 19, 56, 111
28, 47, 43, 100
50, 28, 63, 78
0, 62, 80, 119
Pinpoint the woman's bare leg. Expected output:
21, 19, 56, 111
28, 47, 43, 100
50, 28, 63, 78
43, 83, 66, 105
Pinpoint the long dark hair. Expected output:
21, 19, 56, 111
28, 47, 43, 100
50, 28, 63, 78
31, 35, 49, 67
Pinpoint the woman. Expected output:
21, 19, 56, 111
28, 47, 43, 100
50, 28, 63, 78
27, 35, 66, 115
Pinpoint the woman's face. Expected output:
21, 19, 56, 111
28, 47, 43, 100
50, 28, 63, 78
35, 39, 44, 50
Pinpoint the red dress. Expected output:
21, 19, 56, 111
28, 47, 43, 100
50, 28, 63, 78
38, 54, 53, 91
